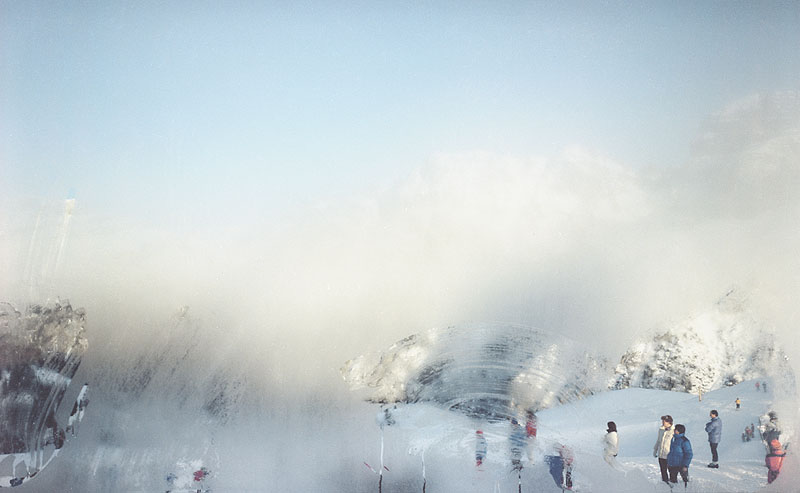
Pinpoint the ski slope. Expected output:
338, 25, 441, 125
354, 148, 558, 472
373, 379, 793, 492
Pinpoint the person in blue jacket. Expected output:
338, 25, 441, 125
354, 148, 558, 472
667, 424, 693, 487
704, 409, 722, 468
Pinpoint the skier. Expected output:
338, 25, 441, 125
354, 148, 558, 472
755, 381, 760, 391
765, 438, 786, 484
654, 415, 674, 484
735, 398, 741, 410
525, 410, 538, 438
666, 424, 693, 488
762, 381, 767, 392
475, 430, 487, 466
525, 410, 537, 464
558, 444, 575, 490
705, 410, 721, 468
603, 421, 619, 467
509, 418, 527, 470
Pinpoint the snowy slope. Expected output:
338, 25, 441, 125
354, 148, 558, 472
613, 289, 795, 396
371, 380, 792, 492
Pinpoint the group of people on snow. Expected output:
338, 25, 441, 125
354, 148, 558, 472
463, 399, 786, 489
475, 411, 576, 489
760, 411, 786, 484
651, 409, 723, 488
165, 466, 211, 492
477, 410, 539, 470
624, 410, 719, 488
653, 414, 694, 488
742, 423, 755, 442
650, 407, 787, 487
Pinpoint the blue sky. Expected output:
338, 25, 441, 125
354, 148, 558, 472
3, 1, 799, 228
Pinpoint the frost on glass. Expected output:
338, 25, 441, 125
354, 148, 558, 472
341, 324, 612, 491
342, 324, 609, 421
0, 302, 88, 488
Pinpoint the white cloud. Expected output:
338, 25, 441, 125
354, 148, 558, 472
3, 92, 800, 387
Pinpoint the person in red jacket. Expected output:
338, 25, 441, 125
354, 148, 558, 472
766, 439, 786, 484
525, 410, 538, 465
526, 410, 538, 438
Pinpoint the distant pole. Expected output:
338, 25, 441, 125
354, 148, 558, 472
421, 450, 426, 493
379, 428, 384, 493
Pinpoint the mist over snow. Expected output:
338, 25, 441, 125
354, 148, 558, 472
1, 91, 800, 491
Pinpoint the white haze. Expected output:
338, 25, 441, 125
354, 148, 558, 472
2, 92, 799, 491
2, 92, 800, 395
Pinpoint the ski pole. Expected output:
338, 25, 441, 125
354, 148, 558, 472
379, 428, 384, 492
421, 449, 426, 493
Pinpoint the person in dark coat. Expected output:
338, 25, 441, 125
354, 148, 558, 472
705, 410, 722, 468
666, 424, 693, 487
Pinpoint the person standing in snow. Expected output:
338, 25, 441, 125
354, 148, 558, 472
525, 410, 538, 438
762, 381, 767, 392
755, 381, 760, 391
667, 424, 693, 488
765, 437, 786, 484
525, 410, 538, 464
603, 421, 619, 466
654, 415, 674, 483
705, 410, 722, 468
735, 398, 741, 410
558, 444, 575, 489
509, 418, 527, 469
742, 426, 751, 442
475, 430, 487, 466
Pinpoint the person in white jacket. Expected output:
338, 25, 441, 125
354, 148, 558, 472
604, 421, 619, 466
654, 415, 674, 483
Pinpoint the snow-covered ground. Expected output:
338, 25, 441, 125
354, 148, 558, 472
371, 379, 793, 492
